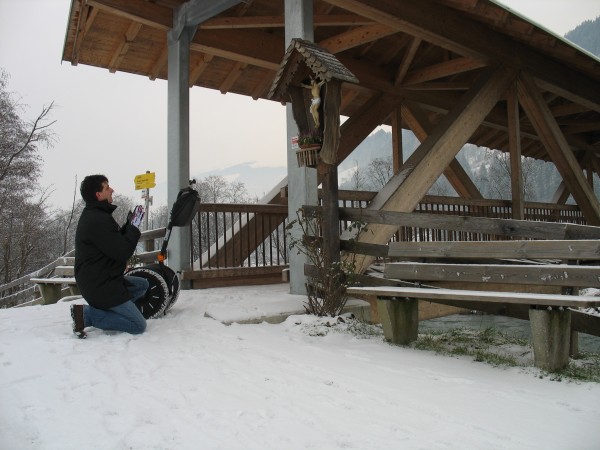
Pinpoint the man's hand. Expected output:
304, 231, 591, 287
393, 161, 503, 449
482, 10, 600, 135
129, 205, 145, 229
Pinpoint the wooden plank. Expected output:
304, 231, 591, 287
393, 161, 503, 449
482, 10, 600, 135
387, 240, 600, 260
403, 56, 486, 86
346, 286, 600, 307
30, 277, 77, 285
383, 262, 600, 288
332, 206, 600, 240
87, 0, 171, 30
54, 266, 75, 277
181, 265, 288, 281
319, 24, 396, 54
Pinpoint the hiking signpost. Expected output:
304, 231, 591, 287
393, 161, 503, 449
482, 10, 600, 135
134, 171, 155, 233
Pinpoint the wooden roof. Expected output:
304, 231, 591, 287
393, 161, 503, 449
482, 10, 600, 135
62, 0, 600, 167
268, 38, 359, 102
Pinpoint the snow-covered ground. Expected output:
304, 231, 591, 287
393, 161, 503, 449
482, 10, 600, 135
1, 284, 599, 450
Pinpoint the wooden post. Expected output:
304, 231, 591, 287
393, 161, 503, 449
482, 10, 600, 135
377, 297, 419, 345
320, 163, 340, 267
391, 106, 403, 174
529, 307, 571, 372
507, 84, 525, 220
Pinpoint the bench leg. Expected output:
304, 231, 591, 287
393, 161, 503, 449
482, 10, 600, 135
38, 285, 62, 305
377, 297, 418, 345
569, 330, 579, 358
68, 285, 80, 296
529, 307, 571, 372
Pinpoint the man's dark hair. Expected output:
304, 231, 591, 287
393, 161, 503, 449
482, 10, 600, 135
80, 175, 108, 203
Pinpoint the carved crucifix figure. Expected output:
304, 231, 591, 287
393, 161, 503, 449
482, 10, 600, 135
301, 77, 325, 128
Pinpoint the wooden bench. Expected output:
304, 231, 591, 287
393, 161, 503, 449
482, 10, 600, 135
30, 257, 79, 304
347, 239, 600, 371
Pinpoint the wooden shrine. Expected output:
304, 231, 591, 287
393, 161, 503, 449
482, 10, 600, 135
268, 38, 358, 171
269, 38, 359, 268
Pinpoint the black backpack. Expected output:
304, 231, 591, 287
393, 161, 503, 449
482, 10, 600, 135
170, 186, 200, 227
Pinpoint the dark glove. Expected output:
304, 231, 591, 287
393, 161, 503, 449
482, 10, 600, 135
129, 205, 145, 229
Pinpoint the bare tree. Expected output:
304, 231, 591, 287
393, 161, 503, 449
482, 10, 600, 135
367, 156, 394, 190
484, 149, 536, 200
349, 160, 368, 191
0, 68, 56, 282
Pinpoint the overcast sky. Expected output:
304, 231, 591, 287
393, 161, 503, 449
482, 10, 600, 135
1, 0, 599, 210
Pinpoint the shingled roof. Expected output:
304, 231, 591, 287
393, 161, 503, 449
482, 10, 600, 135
268, 38, 359, 101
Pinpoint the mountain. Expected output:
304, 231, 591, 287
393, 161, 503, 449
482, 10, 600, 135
565, 16, 600, 57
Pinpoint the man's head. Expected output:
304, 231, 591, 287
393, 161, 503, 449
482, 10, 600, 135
80, 175, 114, 204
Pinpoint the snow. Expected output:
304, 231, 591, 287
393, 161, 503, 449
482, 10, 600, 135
1, 284, 599, 450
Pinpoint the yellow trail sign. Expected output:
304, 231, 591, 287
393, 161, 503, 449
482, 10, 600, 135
134, 172, 156, 190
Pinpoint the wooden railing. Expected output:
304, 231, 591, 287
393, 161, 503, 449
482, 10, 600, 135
190, 203, 289, 269
333, 191, 585, 242
1, 194, 589, 303
184, 203, 289, 288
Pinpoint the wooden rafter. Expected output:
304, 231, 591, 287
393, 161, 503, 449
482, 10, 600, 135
324, 0, 600, 112
394, 37, 421, 86
402, 56, 486, 86
190, 29, 280, 70
87, 0, 171, 30
319, 24, 396, 54
148, 47, 168, 81
108, 21, 143, 73
219, 61, 247, 94
71, 4, 98, 66
189, 53, 214, 87
199, 14, 375, 29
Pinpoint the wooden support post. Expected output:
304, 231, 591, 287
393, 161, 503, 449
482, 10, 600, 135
529, 307, 571, 371
377, 297, 419, 345
507, 83, 524, 220
391, 107, 403, 174
570, 330, 579, 358
320, 163, 340, 267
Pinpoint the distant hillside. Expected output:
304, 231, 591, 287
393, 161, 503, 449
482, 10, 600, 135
565, 16, 600, 57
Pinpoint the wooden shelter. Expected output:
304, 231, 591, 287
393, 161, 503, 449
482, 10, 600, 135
62, 0, 600, 277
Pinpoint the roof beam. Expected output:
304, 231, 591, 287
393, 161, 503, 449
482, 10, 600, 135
71, 4, 98, 65
199, 14, 375, 29
394, 37, 421, 85
219, 61, 247, 94
402, 56, 486, 85
324, 0, 600, 112
108, 21, 143, 73
190, 29, 281, 70
189, 53, 214, 87
319, 24, 396, 54
87, 0, 171, 30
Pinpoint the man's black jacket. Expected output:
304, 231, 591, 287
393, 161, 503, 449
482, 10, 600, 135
75, 200, 141, 309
